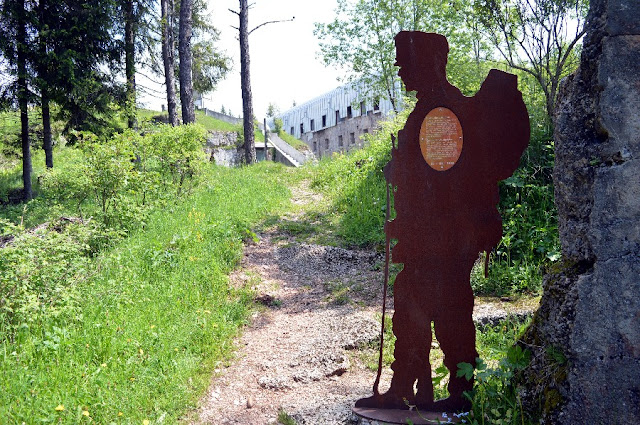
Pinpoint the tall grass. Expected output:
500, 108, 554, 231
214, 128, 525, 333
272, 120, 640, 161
1, 158, 291, 423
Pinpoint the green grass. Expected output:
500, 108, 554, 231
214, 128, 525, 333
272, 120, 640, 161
277, 131, 309, 152
1, 161, 292, 423
194, 110, 240, 133
0, 111, 22, 145
277, 408, 297, 425
0, 147, 55, 212
138, 109, 265, 143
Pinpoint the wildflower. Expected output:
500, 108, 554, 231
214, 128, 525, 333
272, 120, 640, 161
82, 410, 90, 416
55, 405, 65, 411
150, 325, 155, 329
101, 363, 107, 368
139, 348, 144, 355
118, 412, 123, 417
143, 420, 150, 425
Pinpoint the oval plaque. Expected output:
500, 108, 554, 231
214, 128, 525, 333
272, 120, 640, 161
419, 107, 463, 171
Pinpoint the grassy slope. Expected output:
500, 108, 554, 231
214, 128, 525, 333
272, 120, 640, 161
138, 109, 265, 143
277, 131, 309, 152
1, 161, 291, 423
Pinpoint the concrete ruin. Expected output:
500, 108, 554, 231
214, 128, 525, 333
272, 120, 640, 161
276, 81, 398, 158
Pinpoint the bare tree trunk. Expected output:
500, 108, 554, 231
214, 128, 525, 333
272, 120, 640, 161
38, 0, 53, 168
17, 0, 31, 199
161, 0, 178, 126
124, 0, 136, 128
239, 0, 256, 164
179, 0, 195, 124
42, 92, 53, 168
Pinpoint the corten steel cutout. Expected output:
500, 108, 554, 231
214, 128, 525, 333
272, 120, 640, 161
353, 31, 530, 423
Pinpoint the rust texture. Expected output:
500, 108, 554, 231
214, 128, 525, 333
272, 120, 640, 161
355, 31, 529, 415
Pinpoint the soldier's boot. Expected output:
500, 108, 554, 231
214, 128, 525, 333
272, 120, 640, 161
354, 372, 415, 410
414, 373, 435, 410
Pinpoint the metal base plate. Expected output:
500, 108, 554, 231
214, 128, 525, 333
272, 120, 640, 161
352, 406, 463, 424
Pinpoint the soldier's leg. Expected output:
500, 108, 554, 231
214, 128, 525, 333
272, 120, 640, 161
431, 304, 477, 411
355, 266, 432, 409
391, 266, 433, 402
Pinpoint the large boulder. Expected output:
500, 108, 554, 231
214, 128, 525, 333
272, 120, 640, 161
516, 0, 640, 423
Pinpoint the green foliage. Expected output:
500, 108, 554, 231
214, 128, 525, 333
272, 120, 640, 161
474, 0, 588, 118
278, 130, 309, 152
37, 124, 208, 230
0, 218, 117, 341
311, 102, 412, 247
192, 39, 231, 95
274, 118, 284, 134
0, 161, 292, 423
459, 319, 534, 425
277, 408, 297, 425
315, 0, 492, 107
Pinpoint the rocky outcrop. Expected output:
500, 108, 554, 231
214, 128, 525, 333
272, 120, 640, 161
517, 0, 640, 423
204, 131, 245, 167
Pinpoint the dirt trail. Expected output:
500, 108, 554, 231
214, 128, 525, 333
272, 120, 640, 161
193, 180, 536, 425
194, 181, 387, 424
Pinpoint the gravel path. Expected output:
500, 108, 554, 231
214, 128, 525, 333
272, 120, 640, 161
192, 181, 537, 425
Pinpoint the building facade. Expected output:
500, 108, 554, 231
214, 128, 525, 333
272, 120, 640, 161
277, 82, 399, 158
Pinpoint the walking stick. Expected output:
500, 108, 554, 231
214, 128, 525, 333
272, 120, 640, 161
373, 135, 394, 396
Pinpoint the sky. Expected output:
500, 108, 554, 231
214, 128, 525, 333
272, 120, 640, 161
140, 0, 345, 119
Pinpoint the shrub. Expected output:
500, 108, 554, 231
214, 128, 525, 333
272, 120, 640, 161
0, 218, 90, 341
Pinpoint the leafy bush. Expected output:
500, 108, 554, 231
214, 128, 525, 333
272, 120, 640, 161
0, 218, 93, 341
39, 124, 208, 231
458, 319, 534, 425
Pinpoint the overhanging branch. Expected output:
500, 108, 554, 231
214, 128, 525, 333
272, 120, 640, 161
249, 17, 295, 35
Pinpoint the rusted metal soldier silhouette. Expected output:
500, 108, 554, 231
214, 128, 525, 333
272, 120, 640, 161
355, 32, 529, 414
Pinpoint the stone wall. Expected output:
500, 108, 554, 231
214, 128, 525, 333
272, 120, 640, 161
303, 112, 385, 158
517, 0, 640, 423
204, 131, 244, 167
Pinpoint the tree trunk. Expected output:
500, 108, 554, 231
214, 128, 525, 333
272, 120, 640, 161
17, 0, 32, 199
124, 0, 136, 128
42, 92, 53, 168
179, 0, 195, 124
239, 0, 256, 164
161, 0, 178, 126
39, 0, 53, 168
